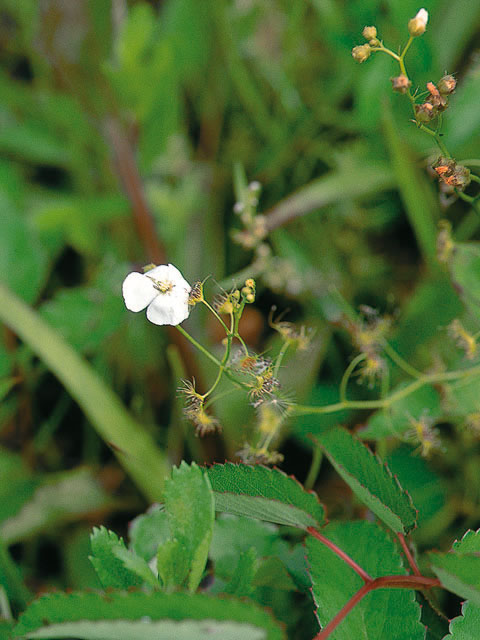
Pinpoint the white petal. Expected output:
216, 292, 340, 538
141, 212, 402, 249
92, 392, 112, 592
416, 8, 428, 25
122, 272, 157, 312
146, 296, 190, 326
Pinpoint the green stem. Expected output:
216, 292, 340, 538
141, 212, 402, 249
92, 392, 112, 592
382, 342, 423, 378
176, 325, 222, 368
398, 36, 413, 75
469, 174, 480, 185
202, 299, 230, 334
339, 353, 366, 403
291, 363, 480, 417
304, 446, 323, 491
460, 159, 480, 168
273, 341, 291, 378
418, 125, 451, 157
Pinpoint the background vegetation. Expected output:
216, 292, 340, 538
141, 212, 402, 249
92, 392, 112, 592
2, 1, 480, 638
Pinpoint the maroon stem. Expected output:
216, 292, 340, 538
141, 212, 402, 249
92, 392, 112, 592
307, 527, 372, 583
397, 532, 421, 576
312, 575, 441, 640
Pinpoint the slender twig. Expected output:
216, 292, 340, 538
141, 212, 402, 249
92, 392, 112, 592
292, 362, 480, 417
397, 533, 421, 576
339, 353, 366, 403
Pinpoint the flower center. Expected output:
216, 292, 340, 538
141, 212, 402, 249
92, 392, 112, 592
148, 277, 174, 294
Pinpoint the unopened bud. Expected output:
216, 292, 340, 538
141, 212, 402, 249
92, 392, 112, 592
352, 44, 371, 63
362, 26, 377, 40
437, 74, 456, 96
408, 8, 428, 37
369, 38, 380, 46
246, 293, 255, 303
391, 75, 412, 94
245, 278, 255, 288
248, 181, 261, 194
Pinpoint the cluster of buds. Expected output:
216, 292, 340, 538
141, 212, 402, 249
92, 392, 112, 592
414, 76, 456, 123
448, 319, 478, 361
232, 181, 267, 250
179, 379, 221, 436
407, 415, 441, 458
214, 279, 256, 316
351, 25, 379, 64
432, 157, 470, 191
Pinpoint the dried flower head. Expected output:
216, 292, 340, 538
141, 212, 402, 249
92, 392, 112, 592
437, 74, 456, 96
122, 263, 191, 326
407, 415, 441, 458
433, 157, 471, 190
391, 75, 412, 94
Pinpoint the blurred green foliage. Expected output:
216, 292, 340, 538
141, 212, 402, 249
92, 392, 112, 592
1, 0, 480, 636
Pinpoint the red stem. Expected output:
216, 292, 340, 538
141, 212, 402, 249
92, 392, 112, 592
308, 528, 441, 640
397, 532, 421, 576
312, 575, 441, 640
307, 527, 372, 583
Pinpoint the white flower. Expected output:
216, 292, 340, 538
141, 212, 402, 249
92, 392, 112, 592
122, 264, 191, 326
408, 8, 428, 36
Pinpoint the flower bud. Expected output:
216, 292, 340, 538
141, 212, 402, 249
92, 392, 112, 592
245, 278, 255, 288
391, 74, 411, 94
408, 8, 428, 37
351, 44, 371, 63
369, 38, 380, 46
362, 26, 377, 40
437, 74, 456, 96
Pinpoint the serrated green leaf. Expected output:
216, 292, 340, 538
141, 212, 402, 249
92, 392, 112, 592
14, 591, 284, 640
453, 529, 480, 552
1, 469, 113, 545
315, 428, 417, 534
225, 547, 257, 597
306, 521, 425, 639
112, 545, 158, 589
445, 601, 480, 639
253, 556, 297, 592
207, 463, 325, 530
157, 462, 214, 592
89, 527, 145, 590
19, 618, 269, 639
429, 551, 480, 607
429, 529, 480, 607
416, 593, 449, 640
129, 505, 170, 562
